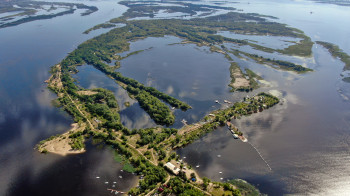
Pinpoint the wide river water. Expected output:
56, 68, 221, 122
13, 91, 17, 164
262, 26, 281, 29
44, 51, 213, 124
1, 0, 350, 195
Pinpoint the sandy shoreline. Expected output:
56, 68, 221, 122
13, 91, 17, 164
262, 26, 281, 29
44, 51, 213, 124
38, 123, 86, 156
229, 63, 250, 89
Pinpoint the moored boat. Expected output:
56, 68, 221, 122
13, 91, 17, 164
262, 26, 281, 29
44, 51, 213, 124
239, 135, 248, 142
226, 121, 232, 130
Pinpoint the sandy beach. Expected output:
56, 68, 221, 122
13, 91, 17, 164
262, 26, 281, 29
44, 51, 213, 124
38, 123, 86, 156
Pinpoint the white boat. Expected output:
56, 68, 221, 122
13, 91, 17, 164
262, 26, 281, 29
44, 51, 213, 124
241, 137, 248, 142
224, 100, 231, 104
215, 100, 219, 103
233, 134, 239, 139
227, 122, 232, 130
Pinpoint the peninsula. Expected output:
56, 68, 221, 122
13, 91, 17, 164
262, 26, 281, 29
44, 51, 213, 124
36, 0, 315, 195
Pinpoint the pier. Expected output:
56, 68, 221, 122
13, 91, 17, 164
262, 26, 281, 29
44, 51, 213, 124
107, 188, 126, 194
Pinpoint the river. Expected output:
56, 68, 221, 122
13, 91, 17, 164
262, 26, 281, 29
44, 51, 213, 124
1, 0, 350, 195
0, 1, 138, 195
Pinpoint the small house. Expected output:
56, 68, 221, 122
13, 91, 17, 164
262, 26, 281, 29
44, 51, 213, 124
165, 162, 180, 175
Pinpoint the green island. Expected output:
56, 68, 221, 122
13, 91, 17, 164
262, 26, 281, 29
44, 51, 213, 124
231, 49, 313, 73
118, 0, 236, 18
0, 1, 98, 29
231, 63, 263, 92
39, 63, 279, 195
36, 0, 318, 195
316, 41, 350, 70
311, 0, 350, 6
83, 23, 117, 34
209, 45, 263, 92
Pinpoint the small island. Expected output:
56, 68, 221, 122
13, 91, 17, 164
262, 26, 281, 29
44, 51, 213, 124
316, 41, 350, 70
232, 49, 313, 73
0, 1, 98, 29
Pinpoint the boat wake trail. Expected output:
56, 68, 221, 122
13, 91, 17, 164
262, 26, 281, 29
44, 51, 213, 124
248, 142, 272, 171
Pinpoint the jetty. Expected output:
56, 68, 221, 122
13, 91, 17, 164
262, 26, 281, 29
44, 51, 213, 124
107, 188, 126, 194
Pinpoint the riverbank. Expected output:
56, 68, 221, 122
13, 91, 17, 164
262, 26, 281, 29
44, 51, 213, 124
37, 123, 86, 156
229, 62, 251, 91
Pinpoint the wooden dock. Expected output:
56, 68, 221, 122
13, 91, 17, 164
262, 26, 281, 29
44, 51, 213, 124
107, 188, 126, 194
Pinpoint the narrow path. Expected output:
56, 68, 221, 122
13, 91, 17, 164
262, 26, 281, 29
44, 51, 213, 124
115, 137, 157, 166
179, 123, 203, 135
151, 149, 157, 164
188, 183, 212, 196
56, 64, 95, 131
145, 175, 171, 196
66, 94, 94, 130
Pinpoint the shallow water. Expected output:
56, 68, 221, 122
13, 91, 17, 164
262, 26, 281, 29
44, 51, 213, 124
218, 31, 302, 50
7, 144, 138, 196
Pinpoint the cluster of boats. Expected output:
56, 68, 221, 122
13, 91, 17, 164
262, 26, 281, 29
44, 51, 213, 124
215, 100, 232, 104
226, 122, 248, 142
226, 122, 239, 138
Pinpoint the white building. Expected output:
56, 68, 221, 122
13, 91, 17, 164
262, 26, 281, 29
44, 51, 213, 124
165, 162, 180, 175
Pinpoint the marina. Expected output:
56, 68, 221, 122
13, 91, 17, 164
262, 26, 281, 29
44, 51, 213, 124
226, 122, 247, 142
